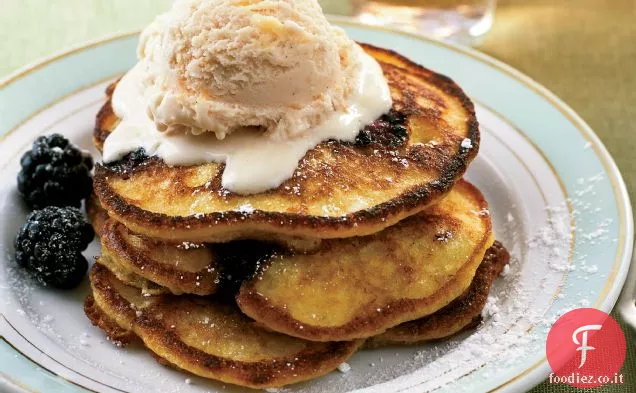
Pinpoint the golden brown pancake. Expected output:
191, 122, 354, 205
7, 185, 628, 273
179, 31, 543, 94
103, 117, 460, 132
93, 44, 479, 244
86, 263, 362, 389
84, 295, 137, 347
88, 190, 322, 254
86, 193, 109, 237
237, 180, 493, 342
88, 196, 315, 296
86, 241, 510, 352
100, 219, 220, 295
87, 196, 169, 294
98, 252, 169, 295
93, 222, 509, 344
367, 241, 509, 347
91, 181, 492, 324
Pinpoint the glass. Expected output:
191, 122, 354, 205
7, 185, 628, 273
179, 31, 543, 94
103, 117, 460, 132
321, 0, 496, 46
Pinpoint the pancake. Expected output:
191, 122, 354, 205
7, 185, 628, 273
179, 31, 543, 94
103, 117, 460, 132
87, 240, 509, 351
237, 180, 493, 342
93, 44, 479, 244
89, 189, 322, 254
95, 226, 509, 344
86, 197, 169, 294
366, 241, 509, 348
84, 295, 137, 347
92, 181, 491, 316
86, 263, 362, 389
100, 219, 221, 296
98, 252, 169, 295
89, 198, 307, 296
86, 193, 109, 237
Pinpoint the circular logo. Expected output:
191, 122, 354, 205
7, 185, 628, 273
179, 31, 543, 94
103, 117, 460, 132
546, 308, 626, 388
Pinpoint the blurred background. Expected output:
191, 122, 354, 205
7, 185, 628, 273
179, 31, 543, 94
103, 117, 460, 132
1, 1, 634, 392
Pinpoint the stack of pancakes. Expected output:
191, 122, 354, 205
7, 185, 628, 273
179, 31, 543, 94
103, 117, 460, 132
85, 45, 509, 389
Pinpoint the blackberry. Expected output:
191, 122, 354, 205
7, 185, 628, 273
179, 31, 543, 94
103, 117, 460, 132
104, 148, 149, 176
355, 110, 408, 147
14, 206, 94, 289
215, 241, 277, 300
17, 134, 93, 209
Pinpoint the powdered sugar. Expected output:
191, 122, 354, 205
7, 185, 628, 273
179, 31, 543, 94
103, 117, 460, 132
236, 203, 255, 214
481, 295, 501, 322
461, 138, 473, 149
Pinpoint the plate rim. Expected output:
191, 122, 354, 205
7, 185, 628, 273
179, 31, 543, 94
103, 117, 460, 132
0, 18, 632, 393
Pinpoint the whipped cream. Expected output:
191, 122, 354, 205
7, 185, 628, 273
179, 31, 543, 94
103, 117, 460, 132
102, 49, 392, 195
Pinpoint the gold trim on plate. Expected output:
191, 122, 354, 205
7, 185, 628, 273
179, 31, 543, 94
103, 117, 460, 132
0, 370, 39, 393
0, 31, 137, 90
0, 335, 99, 393
1, 315, 126, 393
475, 99, 577, 302
0, 96, 107, 173
0, 73, 122, 146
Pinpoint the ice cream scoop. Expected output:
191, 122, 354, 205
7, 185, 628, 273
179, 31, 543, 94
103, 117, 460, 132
103, 0, 393, 194
139, 0, 363, 139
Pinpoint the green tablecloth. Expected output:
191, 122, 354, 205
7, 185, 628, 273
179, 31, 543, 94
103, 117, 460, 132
1, 1, 634, 391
